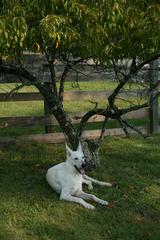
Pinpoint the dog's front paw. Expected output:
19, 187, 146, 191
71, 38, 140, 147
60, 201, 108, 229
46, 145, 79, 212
99, 200, 109, 206
84, 203, 95, 210
88, 184, 93, 190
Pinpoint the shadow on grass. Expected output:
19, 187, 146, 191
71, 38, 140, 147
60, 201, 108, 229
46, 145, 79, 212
0, 221, 77, 240
26, 221, 78, 240
0, 143, 64, 201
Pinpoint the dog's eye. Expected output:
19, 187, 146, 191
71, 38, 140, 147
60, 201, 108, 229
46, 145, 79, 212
74, 157, 78, 161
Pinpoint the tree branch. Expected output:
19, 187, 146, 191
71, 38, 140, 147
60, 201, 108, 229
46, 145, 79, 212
108, 74, 130, 111
97, 112, 109, 143
121, 119, 147, 138
78, 108, 114, 137
136, 54, 160, 72
117, 117, 130, 137
59, 64, 70, 103
7, 83, 26, 97
119, 102, 149, 115
58, 57, 84, 103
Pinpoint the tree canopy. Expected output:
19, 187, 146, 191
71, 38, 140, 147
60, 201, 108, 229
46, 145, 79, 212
1, 0, 159, 61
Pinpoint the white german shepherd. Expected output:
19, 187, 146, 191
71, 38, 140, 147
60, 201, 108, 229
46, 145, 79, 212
46, 142, 112, 209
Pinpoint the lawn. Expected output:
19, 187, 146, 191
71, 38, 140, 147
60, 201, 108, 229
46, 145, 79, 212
0, 80, 147, 93
0, 135, 160, 240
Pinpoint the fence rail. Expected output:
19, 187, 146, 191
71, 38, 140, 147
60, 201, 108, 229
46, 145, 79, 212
0, 108, 149, 129
0, 88, 150, 144
0, 90, 148, 102
0, 127, 148, 144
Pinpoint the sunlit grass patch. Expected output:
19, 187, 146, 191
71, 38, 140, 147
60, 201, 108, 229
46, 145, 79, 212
0, 101, 44, 117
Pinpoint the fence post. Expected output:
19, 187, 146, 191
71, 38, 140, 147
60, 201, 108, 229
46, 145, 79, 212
149, 59, 159, 134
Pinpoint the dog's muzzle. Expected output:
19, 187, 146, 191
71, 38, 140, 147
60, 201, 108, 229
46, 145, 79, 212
74, 161, 93, 175
74, 165, 85, 175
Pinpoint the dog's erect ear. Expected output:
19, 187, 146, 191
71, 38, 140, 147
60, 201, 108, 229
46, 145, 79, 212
77, 141, 82, 152
65, 143, 73, 157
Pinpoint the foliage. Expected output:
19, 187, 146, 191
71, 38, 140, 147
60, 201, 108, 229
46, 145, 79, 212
98, 0, 160, 61
0, 0, 159, 60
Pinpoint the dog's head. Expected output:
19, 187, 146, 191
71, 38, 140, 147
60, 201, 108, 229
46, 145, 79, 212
65, 142, 86, 175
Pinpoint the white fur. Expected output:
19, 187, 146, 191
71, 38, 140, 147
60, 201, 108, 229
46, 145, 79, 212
46, 142, 112, 209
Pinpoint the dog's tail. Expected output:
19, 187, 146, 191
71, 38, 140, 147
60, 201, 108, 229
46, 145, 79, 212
83, 175, 112, 187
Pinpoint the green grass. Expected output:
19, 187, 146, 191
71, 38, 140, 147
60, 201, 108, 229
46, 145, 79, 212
0, 80, 147, 93
0, 97, 145, 117
0, 81, 117, 93
0, 101, 44, 117
0, 135, 160, 240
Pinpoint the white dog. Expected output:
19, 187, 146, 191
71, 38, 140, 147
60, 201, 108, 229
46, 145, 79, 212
46, 142, 112, 209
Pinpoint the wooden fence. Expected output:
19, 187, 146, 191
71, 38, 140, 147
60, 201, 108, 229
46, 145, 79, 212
0, 88, 150, 144
0, 59, 159, 144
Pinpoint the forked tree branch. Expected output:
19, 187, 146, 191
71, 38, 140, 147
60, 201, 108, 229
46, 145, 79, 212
79, 55, 160, 141
117, 117, 130, 137
78, 108, 118, 137
59, 64, 70, 103
136, 54, 160, 72
58, 57, 84, 104
120, 119, 147, 138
